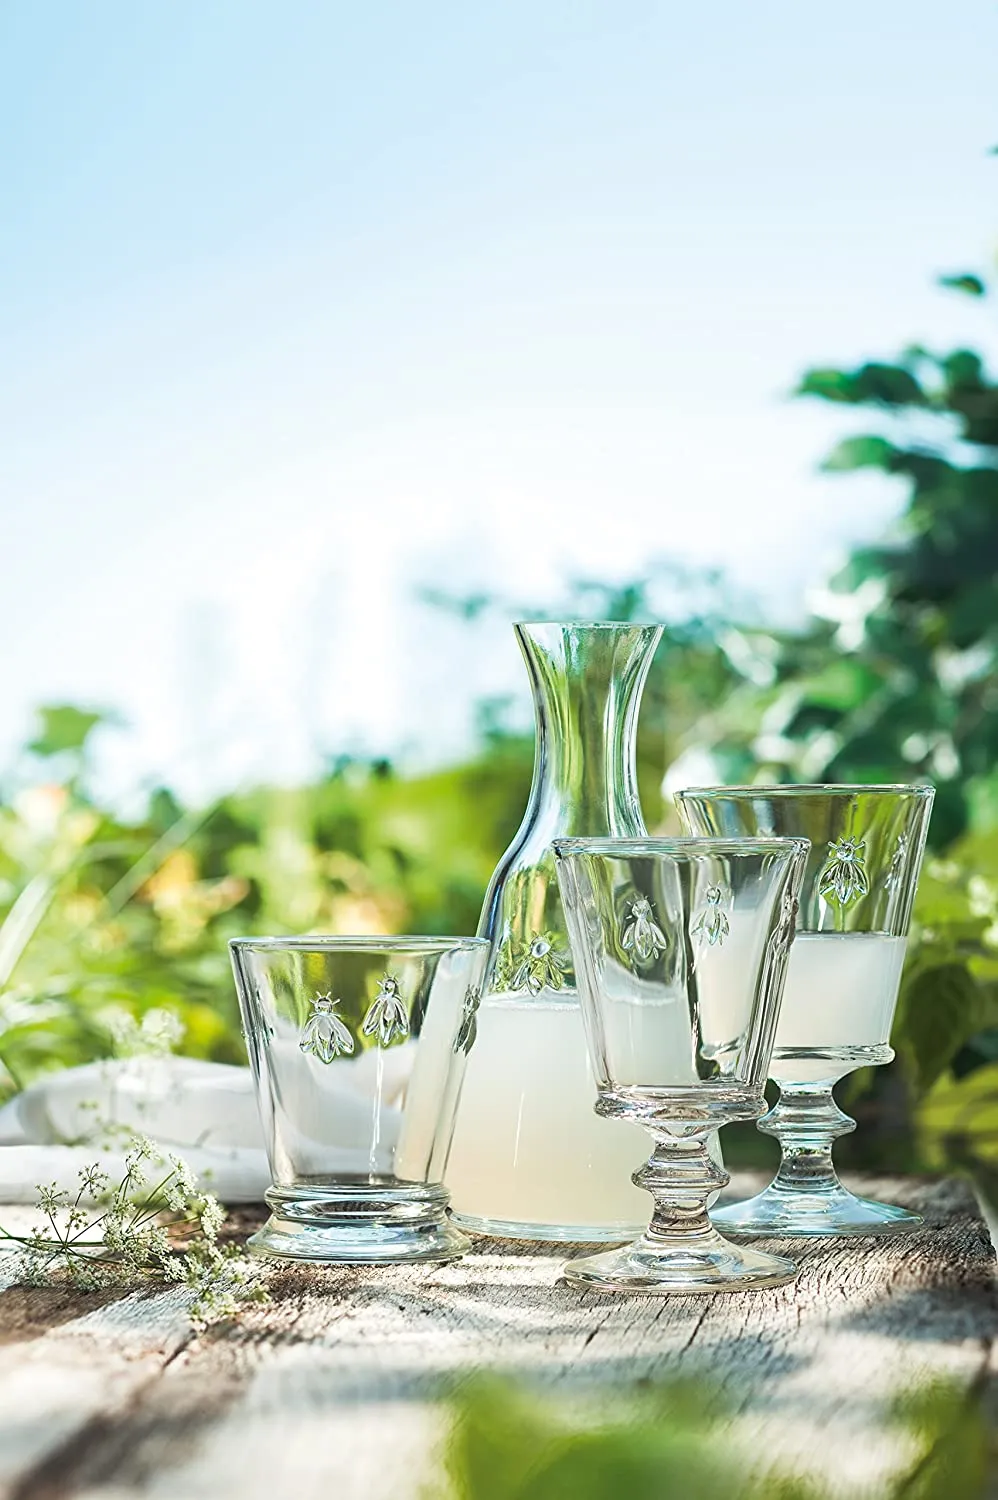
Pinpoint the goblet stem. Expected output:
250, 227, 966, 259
759, 1083, 855, 1198
562, 1116, 796, 1294
637, 1126, 729, 1240
711, 1082, 923, 1238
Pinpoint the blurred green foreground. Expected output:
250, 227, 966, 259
434, 1376, 991, 1500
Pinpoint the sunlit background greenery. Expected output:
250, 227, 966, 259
2, 273, 996, 1191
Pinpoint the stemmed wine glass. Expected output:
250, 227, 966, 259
553, 835, 808, 1293
676, 785, 933, 1237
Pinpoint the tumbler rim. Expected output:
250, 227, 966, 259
676, 783, 934, 799
553, 835, 810, 859
228, 934, 488, 954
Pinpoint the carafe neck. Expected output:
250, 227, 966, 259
517, 622, 661, 836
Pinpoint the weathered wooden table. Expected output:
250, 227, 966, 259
0, 1175, 994, 1499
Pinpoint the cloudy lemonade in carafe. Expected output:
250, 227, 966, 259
444, 621, 722, 1241
444, 991, 650, 1231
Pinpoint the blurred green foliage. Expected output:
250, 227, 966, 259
0, 739, 532, 1090
433, 1375, 992, 1499
0, 270, 996, 1190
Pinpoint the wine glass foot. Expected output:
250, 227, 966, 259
712, 1182, 922, 1239
562, 1228, 796, 1294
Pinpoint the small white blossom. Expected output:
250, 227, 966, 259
163, 1153, 199, 1211
198, 1196, 225, 1242
79, 1164, 110, 1199
37, 1183, 68, 1216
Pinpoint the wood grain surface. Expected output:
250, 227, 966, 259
0, 1174, 994, 1499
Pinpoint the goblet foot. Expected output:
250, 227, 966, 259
723, 1081, 921, 1237
563, 1226, 795, 1294
712, 1181, 922, 1239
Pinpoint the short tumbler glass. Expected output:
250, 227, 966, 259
230, 935, 488, 1262
676, 785, 934, 1237
554, 836, 808, 1294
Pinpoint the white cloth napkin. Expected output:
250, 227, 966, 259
0, 1057, 271, 1203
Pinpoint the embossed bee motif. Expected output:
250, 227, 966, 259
240, 1021, 274, 1042
361, 974, 410, 1048
885, 832, 909, 891
691, 885, 730, 948
454, 985, 481, 1055
492, 939, 515, 993
510, 932, 570, 995
818, 837, 870, 906
773, 885, 799, 955
621, 895, 668, 964
299, 992, 355, 1063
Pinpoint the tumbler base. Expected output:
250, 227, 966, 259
712, 1182, 923, 1239
562, 1228, 796, 1295
250, 1181, 470, 1264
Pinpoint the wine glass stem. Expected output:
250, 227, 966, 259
635, 1128, 729, 1238
759, 1084, 855, 1195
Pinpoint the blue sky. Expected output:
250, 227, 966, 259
1, 2, 996, 799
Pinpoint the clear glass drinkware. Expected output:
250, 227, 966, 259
554, 835, 808, 1293
230, 935, 488, 1262
676, 784, 934, 1236
445, 620, 723, 1242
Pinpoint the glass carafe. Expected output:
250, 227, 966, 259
445, 620, 678, 1241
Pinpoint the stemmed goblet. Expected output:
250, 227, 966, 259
676, 785, 933, 1237
553, 836, 808, 1293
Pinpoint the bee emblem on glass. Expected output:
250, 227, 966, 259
509, 933, 570, 995
885, 832, 909, 892
299, 992, 355, 1063
361, 974, 410, 1048
773, 885, 799, 956
691, 885, 730, 948
454, 985, 481, 1055
621, 895, 668, 964
819, 837, 870, 907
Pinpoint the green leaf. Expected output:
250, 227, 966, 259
442, 1379, 813, 1500
27, 705, 105, 757
917, 1062, 998, 1168
889, 1381, 990, 1500
799, 362, 927, 408
937, 273, 986, 298
797, 368, 860, 403
821, 435, 897, 472
943, 349, 985, 386
851, 362, 928, 406
897, 963, 984, 1092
